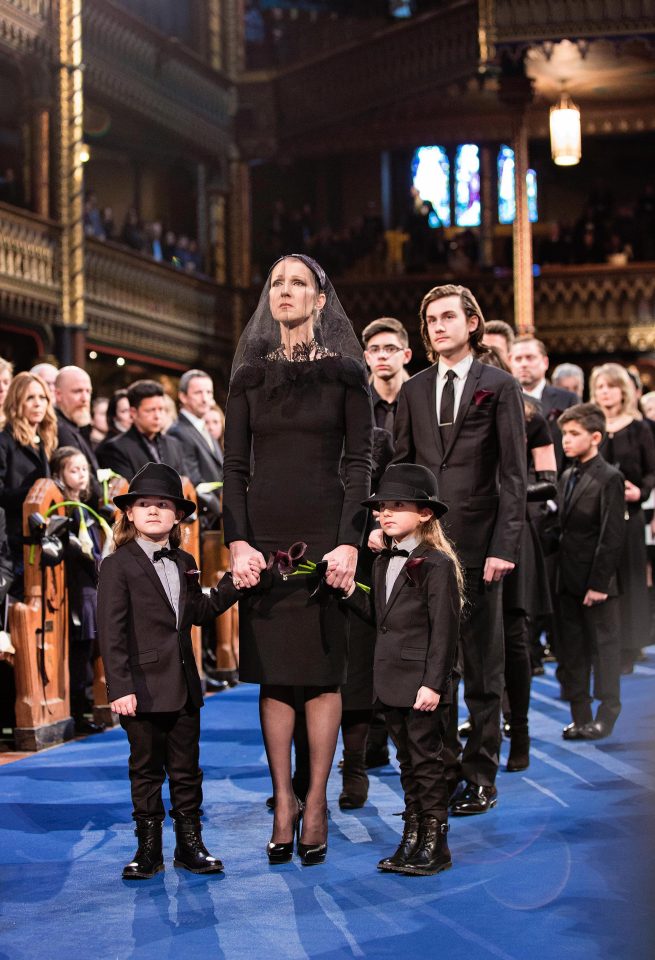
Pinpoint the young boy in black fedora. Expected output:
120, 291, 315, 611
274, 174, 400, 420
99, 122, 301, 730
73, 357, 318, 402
344, 463, 463, 875
98, 462, 256, 880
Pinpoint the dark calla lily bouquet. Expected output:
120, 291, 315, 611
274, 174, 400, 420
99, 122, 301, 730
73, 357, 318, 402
267, 541, 370, 594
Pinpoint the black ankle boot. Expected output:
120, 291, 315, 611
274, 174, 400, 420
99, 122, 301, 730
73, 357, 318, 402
173, 818, 224, 874
399, 818, 452, 876
377, 812, 420, 872
339, 748, 369, 810
507, 724, 530, 772
122, 818, 164, 880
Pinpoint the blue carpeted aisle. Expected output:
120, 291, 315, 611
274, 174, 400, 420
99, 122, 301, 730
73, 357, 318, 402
1, 653, 654, 960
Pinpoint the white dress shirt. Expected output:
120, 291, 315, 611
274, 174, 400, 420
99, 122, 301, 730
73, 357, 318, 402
385, 533, 421, 602
435, 354, 474, 424
136, 536, 180, 626
524, 378, 547, 401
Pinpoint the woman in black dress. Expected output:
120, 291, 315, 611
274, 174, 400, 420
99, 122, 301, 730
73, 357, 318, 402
223, 254, 373, 864
591, 363, 655, 672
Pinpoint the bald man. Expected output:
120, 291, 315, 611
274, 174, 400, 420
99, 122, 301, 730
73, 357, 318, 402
30, 362, 59, 399
55, 366, 100, 478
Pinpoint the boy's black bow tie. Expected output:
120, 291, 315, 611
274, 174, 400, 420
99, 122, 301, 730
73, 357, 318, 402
153, 547, 178, 562
381, 547, 410, 558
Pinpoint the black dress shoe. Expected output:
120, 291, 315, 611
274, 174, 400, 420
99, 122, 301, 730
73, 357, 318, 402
339, 749, 369, 810
173, 818, 223, 874
122, 818, 164, 880
506, 727, 530, 772
450, 782, 497, 816
562, 722, 587, 740
398, 818, 452, 876
74, 715, 105, 735
580, 720, 613, 741
531, 664, 545, 676
377, 812, 420, 872
204, 676, 230, 693
267, 799, 302, 864
458, 718, 472, 738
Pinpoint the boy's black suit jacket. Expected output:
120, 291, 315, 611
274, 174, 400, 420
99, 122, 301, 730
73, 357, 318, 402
392, 359, 527, 568
97, 541, 240, 712
97, 425, 184, 481
345, 545, 460, 708
557, 455, 626, 597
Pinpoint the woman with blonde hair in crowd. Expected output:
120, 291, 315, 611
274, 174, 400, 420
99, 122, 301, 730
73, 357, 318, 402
0, 372, 58, 597
0, 357, 14, 429
591, 362, 655, 673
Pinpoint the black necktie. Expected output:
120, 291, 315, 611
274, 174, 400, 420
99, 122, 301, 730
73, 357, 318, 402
380, 547, 410, 558
563, 467, 580, 511
440, 369, 456, 442
153, 547, 178, 563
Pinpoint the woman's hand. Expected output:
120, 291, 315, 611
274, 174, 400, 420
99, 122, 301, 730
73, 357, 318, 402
367, 528, 384, 553
323, 544, 358, 592
111, 694, 137, 716
624, 480, 641, 503
230, 540, 266, 588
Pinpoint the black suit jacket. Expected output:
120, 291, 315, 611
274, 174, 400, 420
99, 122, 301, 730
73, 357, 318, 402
537, 384, 579, 473
168, 414, 223, 526
345, 545, 460, 708
393, 359, 527, 568
97, 541, 241, 711
97, 424, 184, 481
557, 455, 625, 597
56, 409, 102, 500
0, 428, 50, 551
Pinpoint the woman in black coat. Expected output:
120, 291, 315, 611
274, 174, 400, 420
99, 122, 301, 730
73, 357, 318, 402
592, 364, 655, 672
223, 254, 373, 864
0, 372, 57, 598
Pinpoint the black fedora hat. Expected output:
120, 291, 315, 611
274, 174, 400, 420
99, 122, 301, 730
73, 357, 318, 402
362, 463, 448, 518
113, 462, 196, 519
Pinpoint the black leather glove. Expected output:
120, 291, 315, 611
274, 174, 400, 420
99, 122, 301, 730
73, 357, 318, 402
527, 470, 558, 503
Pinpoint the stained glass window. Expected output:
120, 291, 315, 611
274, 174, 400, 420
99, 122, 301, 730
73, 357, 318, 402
454, 144, 481, 227
411, 146, 451, 228
498, 145, 538, 224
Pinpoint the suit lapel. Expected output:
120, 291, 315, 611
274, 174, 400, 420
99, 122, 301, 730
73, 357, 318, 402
443, 358, 482, 460
381, 544, 429, 622
422, 366, 444, 460
373, 558, 387, 625
127, 540, 176, 615
175, 553, 188, 617
564, 463, 595, 518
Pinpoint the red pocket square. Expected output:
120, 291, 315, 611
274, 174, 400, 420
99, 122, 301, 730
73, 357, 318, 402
473, 389, 494, 406
185, 568, 201, 580
405, 557, 426, 585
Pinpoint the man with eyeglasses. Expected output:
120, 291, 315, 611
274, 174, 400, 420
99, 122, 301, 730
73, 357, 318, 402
362, 317, 413, 436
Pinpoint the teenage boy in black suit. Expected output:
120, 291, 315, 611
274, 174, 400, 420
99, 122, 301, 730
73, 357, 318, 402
98, 380, 184, 481
98, 462, 250, 879
556, 404, 626, 741
388, 284, 527, 815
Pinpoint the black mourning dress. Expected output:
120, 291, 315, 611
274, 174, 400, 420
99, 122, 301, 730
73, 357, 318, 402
600, 419, 655, 656
223, 356, 373, 686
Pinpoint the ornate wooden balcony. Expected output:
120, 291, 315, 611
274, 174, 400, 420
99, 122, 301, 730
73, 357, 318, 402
0, 201, 60, 328
0, 0, 50, 56
336, 263, 655, 357
486, 0, 655, 48
85, 238, 235, 376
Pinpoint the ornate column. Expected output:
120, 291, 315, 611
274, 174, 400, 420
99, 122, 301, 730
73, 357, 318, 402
56, 0, 86, 366
206, 0, 224, 72
499, 64, 535, 335
223, 0, 245, 81
228, 152, 251, 347
479, 144, 495, 270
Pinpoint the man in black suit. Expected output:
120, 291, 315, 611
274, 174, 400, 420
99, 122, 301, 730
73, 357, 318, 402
556, 403, 626, 741
390, 283, 527, 814
167, 369, 223, 530
510, 336, 579, 473
98, 380, 184, 481
54, 366, 100, 477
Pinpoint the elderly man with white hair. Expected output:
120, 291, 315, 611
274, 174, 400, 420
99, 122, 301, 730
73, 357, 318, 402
29, 362, 59, 399
551, 362, 584, 401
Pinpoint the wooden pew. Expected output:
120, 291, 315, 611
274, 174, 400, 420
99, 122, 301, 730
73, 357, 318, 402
201, 531, 239, 677
9, 480, 75, 750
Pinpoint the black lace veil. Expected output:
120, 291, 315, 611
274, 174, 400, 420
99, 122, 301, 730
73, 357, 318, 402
229, 254, 366, 395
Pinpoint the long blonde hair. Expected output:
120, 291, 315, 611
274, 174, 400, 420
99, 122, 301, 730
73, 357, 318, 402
590, 363, 638, 417
384, 513, 465, 607
3, 372, 58, 457
112, 503, 183, 550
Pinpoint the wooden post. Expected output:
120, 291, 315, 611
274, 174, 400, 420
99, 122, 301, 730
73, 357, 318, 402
10, 481, 74, 750
479, 144, 495, 270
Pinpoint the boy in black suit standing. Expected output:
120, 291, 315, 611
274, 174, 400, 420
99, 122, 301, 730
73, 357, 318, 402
388, 284, 527, 815
346, 464, 462, 875
98, 462, 252, 879
556, 404, 626, 741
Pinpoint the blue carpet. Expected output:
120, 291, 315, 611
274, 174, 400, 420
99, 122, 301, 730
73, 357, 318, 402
1, 655, 654, 960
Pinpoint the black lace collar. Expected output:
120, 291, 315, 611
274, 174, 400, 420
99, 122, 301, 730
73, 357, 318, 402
264, 338, 335, 363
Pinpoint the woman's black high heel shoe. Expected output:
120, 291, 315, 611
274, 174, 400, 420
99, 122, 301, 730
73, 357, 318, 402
297, 807, 328, 866
266, 798, 302, 864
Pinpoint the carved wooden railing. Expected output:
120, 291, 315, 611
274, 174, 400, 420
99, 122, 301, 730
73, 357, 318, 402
486, 0, 655, 48
0, 0, 50, 56
336, 262, 655, 356
85, 238, 235, 377
0, 201, 61, 326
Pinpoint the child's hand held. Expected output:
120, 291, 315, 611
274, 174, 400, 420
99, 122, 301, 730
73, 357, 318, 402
111, 693, 137, 716
413, 686, 440, 712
